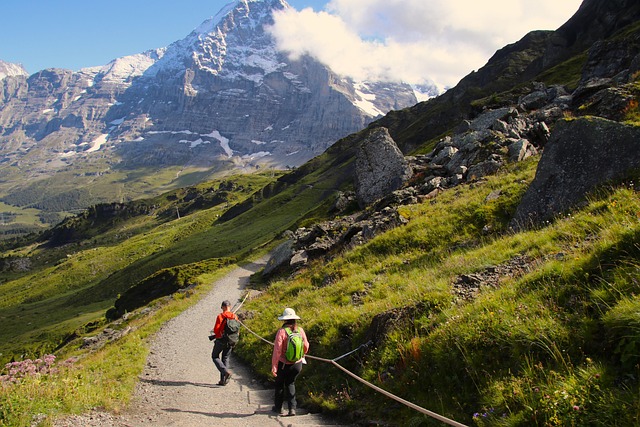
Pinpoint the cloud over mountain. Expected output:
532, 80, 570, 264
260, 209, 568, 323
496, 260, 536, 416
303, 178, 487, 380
269, 0, 582, 88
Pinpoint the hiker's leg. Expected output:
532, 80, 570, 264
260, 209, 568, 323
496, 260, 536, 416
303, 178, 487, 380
221, 345, 233, 373
284, 363, 302, 410
212, 340, 225, 381
273, 362, 286, 411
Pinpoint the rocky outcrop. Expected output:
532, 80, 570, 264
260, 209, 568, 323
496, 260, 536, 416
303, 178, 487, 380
264, 81, 572, 278
354, 127, 413, 207
513, 117, 640, 227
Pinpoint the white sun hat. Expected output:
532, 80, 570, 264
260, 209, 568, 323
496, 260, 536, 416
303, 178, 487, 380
278, 307, 301, 320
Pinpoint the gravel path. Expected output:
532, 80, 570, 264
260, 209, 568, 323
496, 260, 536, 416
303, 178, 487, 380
55, 258, 345, 427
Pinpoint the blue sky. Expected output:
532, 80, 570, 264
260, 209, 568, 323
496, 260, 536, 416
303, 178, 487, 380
1, 0, 582, 88
0, 0, 325, 74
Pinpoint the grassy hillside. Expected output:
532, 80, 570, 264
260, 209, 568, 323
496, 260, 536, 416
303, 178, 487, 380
240, 160, 640, 426
0, 171, 290, 363
0, 160, 240, 233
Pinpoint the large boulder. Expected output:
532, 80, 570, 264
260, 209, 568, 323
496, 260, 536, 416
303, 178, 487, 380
355, 127, 413, 207
263, 239, 294, 277
513, 117, 640, 227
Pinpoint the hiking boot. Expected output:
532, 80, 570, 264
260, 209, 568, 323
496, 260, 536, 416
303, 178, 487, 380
271, 406, 284, 415
288, 408, 296, 416
223, 372, 231, 385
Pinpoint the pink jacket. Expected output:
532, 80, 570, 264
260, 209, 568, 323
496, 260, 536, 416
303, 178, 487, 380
271, 325, 309, 376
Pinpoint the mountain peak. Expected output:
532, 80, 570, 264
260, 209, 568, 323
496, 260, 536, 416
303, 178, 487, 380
0, 60, 28, 80
194, 0, 289, 36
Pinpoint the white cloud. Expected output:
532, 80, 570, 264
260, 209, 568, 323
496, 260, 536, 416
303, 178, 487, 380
270, 0, 583, 88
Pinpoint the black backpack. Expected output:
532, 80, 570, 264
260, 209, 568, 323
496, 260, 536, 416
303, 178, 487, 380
222, 318, 241, 347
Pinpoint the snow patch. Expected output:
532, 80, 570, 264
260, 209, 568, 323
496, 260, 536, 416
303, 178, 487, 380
252, 140, 267, 145
353, 83, 384, 117
110, 117, 125, 125
203, 130, 233, 157
87, 134, 108, 153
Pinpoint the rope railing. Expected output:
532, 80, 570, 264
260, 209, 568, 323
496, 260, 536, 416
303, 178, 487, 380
236, 318, 468, 427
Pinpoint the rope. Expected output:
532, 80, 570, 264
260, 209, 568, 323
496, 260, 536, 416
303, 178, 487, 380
232, 293, 249, 314
236, 319, 468, 427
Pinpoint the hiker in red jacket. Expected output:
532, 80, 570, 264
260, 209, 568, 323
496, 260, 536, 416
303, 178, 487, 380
271, 307, 309, 417
211, 300, 238, 386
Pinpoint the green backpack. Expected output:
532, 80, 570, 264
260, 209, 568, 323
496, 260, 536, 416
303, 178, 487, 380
284, 327, 304, 362
222, 318, 241, 347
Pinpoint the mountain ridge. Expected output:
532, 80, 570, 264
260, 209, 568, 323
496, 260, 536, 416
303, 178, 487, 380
0, 0, 421, 232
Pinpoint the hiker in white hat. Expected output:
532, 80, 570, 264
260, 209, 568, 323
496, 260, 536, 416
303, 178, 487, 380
271, 307, 309, 417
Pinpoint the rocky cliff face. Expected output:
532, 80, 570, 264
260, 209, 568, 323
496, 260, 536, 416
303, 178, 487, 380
0, 0, 418, 220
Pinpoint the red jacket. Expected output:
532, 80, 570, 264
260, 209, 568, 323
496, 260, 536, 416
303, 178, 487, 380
213, 310, 238, 339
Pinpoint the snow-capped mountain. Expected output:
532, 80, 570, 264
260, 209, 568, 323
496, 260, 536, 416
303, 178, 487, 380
0, 60, 28, 81
0, 0, 422, 221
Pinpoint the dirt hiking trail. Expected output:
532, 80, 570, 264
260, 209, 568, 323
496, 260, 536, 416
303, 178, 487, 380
55, 258, 347, 427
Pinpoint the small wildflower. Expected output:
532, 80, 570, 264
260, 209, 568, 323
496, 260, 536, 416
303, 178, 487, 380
573, 405, 580, 411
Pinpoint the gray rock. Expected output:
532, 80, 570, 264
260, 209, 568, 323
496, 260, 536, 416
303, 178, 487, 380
508, 139, 530, 162
263, 240, 294, 277
421, 176, 445, 193
432, 146, 458, 165
519, 91, 549, 110
469, 107, 517, 131
290, 251, 309, 269
513, 117, 640, 227
354, 127, 413, 207
467, 159, 502, 181
492, 119, 510, 134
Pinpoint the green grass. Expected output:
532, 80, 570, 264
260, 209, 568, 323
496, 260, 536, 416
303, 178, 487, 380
0, 160, 241, 232
0, 165, 343, 364
238, 161, 640, 426
2, 156, 640, 426
0, 172, 283, 363
0, 263, 237, 427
